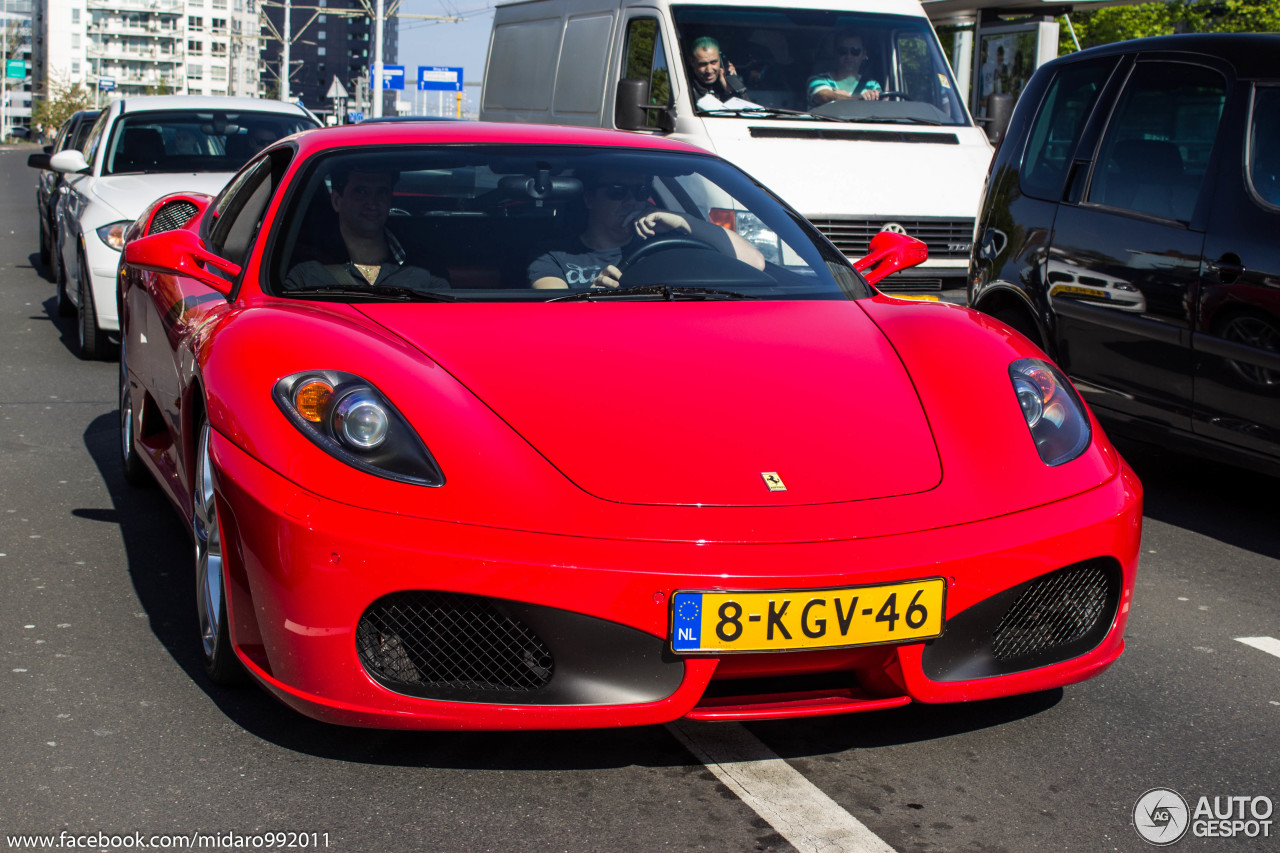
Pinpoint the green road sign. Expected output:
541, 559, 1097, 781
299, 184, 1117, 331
5, 59, 26, 80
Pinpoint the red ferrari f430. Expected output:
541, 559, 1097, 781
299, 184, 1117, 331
118, 122, 1142, 729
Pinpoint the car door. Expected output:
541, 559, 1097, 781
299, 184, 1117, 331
1046, 55, 1230, 432
58, 111, 111, 296
1193, 83, 1280, 460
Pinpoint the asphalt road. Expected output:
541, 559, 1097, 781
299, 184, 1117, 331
1, 146, 1277, 853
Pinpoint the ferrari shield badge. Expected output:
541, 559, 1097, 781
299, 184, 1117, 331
760, 472, 787, 492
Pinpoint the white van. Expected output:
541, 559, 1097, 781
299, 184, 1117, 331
481, 0, 992, 299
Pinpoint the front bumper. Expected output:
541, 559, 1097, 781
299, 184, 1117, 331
210, 430, 1142, 730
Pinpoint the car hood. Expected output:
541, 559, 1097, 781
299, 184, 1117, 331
89, 172, 234, 221
360, 301, 942, 507
686, 121, 993, 219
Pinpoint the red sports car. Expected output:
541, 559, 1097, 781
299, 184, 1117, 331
119, 121, 1141, 729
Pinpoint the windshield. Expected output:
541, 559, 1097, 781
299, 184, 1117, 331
269, 145, 865, 303
104, 110, 316, 176
672, 7, 969, 126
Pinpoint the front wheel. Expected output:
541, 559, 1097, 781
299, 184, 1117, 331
118, 344, 150, 487
194, 417, 245, 685
77, 254, 114, 361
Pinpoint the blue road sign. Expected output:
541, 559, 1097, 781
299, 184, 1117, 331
370, 65, 405, 91
417, 66, 463, 92
347, 111, 364, 123
97, 77, 115, 92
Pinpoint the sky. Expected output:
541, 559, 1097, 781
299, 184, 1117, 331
392, 0, 496, 115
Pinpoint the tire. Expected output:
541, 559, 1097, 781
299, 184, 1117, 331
991, 305, 1044, 351
193, 417, 246, 685
76, 253, 115, 361
55, 245, 74, 316
118, 344, 151, 487
38, 217, 51, 266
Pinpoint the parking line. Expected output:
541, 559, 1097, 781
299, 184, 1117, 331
1235, 636, 1280, 659
668, 720, 896, 853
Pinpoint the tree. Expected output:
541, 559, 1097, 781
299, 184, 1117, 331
1059, 0, 1280, 53
30, 75, 95, 136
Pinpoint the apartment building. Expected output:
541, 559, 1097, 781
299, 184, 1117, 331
259, 0, 397, 115
32, 0, 262, 101
2, 0, 34, 131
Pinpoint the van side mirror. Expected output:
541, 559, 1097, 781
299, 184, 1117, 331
615, 78, 675, 133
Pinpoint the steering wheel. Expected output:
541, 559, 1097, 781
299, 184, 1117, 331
875, 91, 910, 101
619, 234, 719, 271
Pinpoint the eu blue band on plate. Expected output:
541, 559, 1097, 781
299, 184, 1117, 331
671, 593, 702, 651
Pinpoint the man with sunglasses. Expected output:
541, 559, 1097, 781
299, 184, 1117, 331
528, 172, 763, 290
808, 33, 881, 107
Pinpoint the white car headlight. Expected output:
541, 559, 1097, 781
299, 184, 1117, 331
96, 220, 132, 251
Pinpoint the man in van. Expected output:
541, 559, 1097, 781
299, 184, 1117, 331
687, 37, 749, 106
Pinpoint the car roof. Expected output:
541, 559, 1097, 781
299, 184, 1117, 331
109, 95, 314, 117
289, 121, 712, 158
1064, 32, 1280, 80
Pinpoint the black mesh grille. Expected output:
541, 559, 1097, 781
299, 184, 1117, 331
356, 591, 554, 693
149, 200, 198, 235
991, 564, 1110, 662
809, 216, 975, 260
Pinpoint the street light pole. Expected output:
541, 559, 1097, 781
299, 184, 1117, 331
371, 0, 383, 117
281, 0, 290, 101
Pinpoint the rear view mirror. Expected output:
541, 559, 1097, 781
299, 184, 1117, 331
124, 228, 241, 297
853, 231, 928, 287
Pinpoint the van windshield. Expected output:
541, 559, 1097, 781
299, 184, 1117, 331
672, 7, 969, 126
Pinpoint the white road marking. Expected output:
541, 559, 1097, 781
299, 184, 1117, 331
668, 720, 897, 853
1235, 636, 1280, 660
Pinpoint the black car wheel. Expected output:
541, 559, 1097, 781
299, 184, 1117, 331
77, 253, 113, 361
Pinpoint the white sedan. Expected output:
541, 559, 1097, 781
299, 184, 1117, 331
47, 95, 317, 359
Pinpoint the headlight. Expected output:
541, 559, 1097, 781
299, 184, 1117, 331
1008, 359, 1091, 466
273, 370, 444, 486
733, 211, 781, 265
96, 220, 131, 251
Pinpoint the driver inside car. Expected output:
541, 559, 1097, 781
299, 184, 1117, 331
528, 171, 765, 290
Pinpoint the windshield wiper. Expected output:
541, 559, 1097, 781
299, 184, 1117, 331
548, 285, 758, 302
698, 106, 851, 123
283, 284, 456, 302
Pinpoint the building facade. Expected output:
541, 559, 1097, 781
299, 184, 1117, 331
32, 0, 262, 105
3, 0, 34, 133
259, 0, 397, 117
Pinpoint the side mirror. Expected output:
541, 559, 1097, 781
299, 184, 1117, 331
615, 78, 675, 133
27, 152, 52, 170
49, 149, 90, 174
853, 231, 928, 287
124, 228, 241, 297
43, 144, 54, 154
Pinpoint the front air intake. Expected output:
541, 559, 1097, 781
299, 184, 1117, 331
991, 563, 1110, 662
357, 591, 554, 694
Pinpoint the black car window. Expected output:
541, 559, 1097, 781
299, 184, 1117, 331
1088, 60, 1226, 222
69, 114, 100, 152
1021, 60, 1112, 201
1248, 86, 1280, 208
209, 149, 292, 267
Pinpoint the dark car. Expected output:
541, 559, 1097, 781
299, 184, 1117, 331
28, 110, 101, 293
969, 33, 1280, 475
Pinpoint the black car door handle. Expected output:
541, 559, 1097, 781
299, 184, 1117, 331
1208, 254, 1244, 284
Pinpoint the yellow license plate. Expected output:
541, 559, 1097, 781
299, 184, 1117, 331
670, 578, 946, 654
